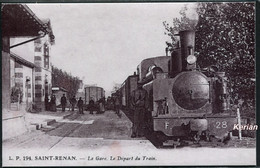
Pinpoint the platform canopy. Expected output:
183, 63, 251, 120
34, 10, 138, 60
2, 4, 54, 40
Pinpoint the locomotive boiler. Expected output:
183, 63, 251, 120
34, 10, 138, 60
135, 30, 238, 144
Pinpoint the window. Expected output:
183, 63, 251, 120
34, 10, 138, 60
44, 43, 49, 56
44, 56, 49, 69
44, 43, 50, 69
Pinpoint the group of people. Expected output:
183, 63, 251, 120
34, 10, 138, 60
86, 97, 106, 114
45, 94, 57, 112
106, 94, 121, 116
60, 94, 106, 115
44, 83, 148, 139
60, 94, 84, 113
45, 94, 84, 113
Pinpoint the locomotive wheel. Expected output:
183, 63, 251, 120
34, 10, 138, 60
209, 135, 218, 142
222, 132, 233, 144
201, 131, 210, 142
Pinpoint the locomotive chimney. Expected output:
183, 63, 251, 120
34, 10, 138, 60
169, 3, 198, 76
179, 30, 196, 71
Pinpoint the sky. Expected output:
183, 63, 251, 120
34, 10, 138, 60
27, 3, 189, 95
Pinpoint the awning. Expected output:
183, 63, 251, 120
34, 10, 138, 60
2, 4, 54, 40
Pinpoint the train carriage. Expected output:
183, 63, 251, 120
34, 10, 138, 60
85, 86, 105, 105
121, 74, 139, 109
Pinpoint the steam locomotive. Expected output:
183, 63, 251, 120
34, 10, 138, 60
118, 30, 239, 145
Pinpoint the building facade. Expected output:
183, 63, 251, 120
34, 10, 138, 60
10, 20, 54, 112
10, 53, 35, 111
2, 4, 54, 140
34, 28, 54, 111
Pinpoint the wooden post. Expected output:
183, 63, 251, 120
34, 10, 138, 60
237, 107, 242, 140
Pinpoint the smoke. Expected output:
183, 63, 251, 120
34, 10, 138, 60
185, 3, 199, 27
179, 3, 199, 31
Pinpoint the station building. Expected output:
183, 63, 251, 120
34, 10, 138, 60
10, 20, 54, 111
2, 4, 55, 140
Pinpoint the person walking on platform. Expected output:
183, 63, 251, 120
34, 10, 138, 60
60, 94, 67, 112
45, 94, 49, 111
71, 96, 77, 111
115, 94, 121, 117
50, 95, 57, 112
130, 83, 148, 138
107, 96, 114, 110
78, 97, 84, 114
97, 97, 105, 114
89, 99, 95, 114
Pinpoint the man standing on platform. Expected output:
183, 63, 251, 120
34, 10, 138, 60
45, 94, 49, 111
78, 97, 84, 114
130, 83, 148, 138
71, 96, 77, 111
89, 99, 95, 114
61, 94, 67, 112
50, 95, 57, 112
115, 94, 121, 117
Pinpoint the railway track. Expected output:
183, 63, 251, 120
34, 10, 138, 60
6, 113, 84, 150
47, 114, 90, 150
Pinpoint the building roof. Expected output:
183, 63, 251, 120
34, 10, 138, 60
10, 52, 35, 68
2, 4, 54, 42
52, 87, 68, 92
84, 86, 103, 89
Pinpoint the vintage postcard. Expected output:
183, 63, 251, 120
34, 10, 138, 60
2, 2, 257, 166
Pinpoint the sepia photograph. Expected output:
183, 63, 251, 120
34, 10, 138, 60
1, 2, 257, 166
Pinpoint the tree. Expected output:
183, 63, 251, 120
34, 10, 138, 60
52, 65, 81, 98
164, 2, 255, 109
